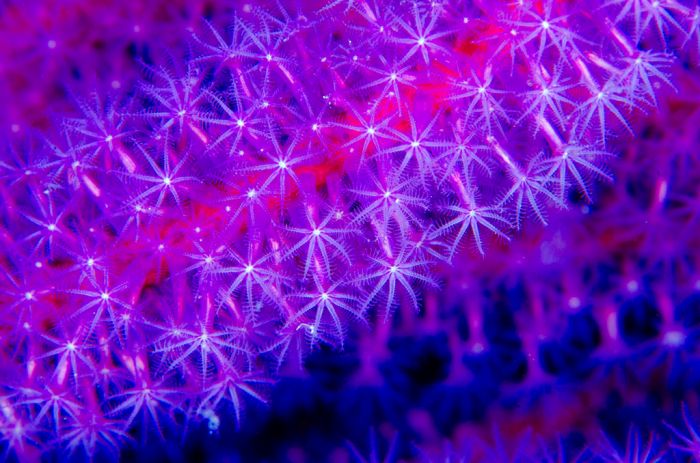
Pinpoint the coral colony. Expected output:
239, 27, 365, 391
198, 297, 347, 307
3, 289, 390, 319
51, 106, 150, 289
1, 0, 700, 461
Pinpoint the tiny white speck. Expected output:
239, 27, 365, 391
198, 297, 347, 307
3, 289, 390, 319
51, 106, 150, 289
663, 330, 685, 346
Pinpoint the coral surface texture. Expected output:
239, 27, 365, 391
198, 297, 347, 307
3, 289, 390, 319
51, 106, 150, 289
1, 0, 700, 462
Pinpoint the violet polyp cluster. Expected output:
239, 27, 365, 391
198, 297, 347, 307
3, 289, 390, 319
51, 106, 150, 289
0, 0, 696, 460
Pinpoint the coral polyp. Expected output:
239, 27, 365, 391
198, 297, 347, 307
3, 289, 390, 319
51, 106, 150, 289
0, 0, 699, 461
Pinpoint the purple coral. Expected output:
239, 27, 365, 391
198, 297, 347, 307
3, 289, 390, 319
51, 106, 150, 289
0, 0, 699, 461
